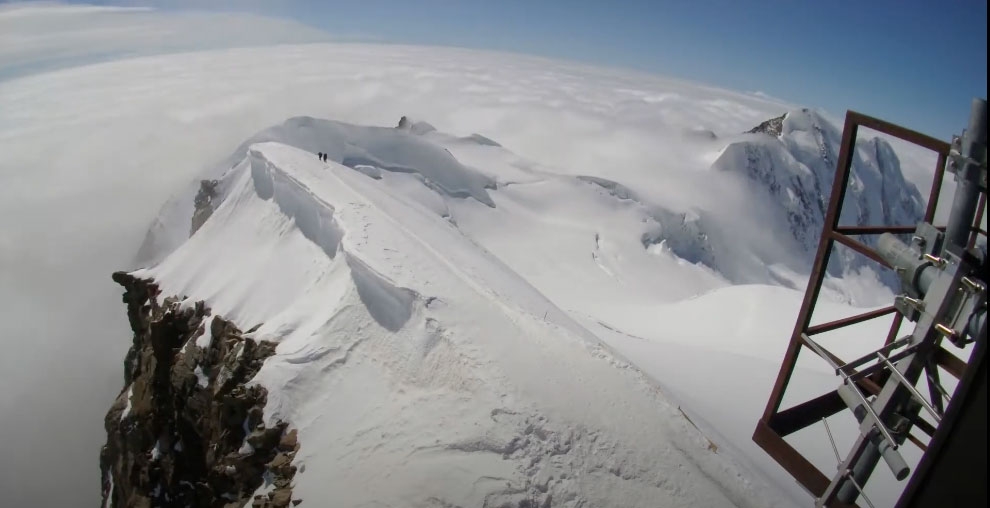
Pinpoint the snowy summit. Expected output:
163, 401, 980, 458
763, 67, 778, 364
99, 116, 830, 507
94, 88, 937, 506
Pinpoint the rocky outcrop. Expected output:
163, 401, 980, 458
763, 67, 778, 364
190, 179, 220, 236
395, 115, 437, 135
101, 272, 300, 508
746, 112, 786, 137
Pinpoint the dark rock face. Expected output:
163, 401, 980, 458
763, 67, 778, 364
746, 112, 786, 137
394, 115, 437, 135
102, 272, 300, 508
190, 179, 220, 236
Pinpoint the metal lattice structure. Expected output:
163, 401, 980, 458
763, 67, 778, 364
753, 101, 987, 507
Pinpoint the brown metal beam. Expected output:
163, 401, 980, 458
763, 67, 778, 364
935, 347, 967, 379
884, 312, 905, 346
769, 377, 884, 437
753, 420, 831, 498
833, 225, 918, 235
760, 114, 860, 422
769, 390, 847, 436
925, 151, 949, 222
807, 306, 897, 336
843, 111, 950, 222
906, 432, 929, 451
833, 225, 948, 235
830, 232, 892, 268
846, 111, 949, 153
909, 414, 938, 438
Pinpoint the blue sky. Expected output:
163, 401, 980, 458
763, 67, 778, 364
71, 1, 989, 138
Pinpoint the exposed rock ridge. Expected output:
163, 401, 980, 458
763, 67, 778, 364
101, 272, 300, 508
746, 112, 786, 137
191, 179, 220, 236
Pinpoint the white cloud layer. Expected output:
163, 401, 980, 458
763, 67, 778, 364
0, 2, 331, 80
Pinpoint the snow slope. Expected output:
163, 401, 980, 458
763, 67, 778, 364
137, 116, 495, 266
137, 141, 786, 507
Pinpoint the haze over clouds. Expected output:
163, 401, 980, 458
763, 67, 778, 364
0, 3, 978, 507
0, 2, 336, 79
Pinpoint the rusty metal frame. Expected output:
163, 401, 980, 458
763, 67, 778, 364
752, 110, 987, 504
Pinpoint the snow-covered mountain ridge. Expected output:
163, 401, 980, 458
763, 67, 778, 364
139, 109, 925, 305
106, 136, 788, 507
106, 109, 927, 506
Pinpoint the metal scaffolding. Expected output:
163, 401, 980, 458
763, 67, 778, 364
753, 100, 987, 507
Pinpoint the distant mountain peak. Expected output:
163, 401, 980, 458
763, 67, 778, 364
747, 108, 832, 138
747, 112, 787, 136
395, 115, 437, 135
718, 109, 925, 291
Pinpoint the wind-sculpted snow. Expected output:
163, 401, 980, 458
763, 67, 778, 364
461, 133, 502, 147
345, 254, 418, 332
134, 141, 785, 507
577, 175, 638, 201
640, 209, 718, 270
577, 176, 720, 273
139, 117, 496, 265
249, 148, 343, 260
240, 116, 495, 207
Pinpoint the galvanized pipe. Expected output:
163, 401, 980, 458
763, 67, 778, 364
878, 233, 937, 295
836, 385, 910, 479
876, 352, 942, 423
944, 98, 987, 252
